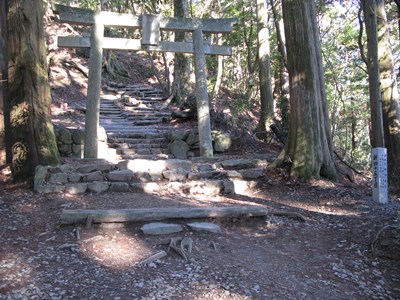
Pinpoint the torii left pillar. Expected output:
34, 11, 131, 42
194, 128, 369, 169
84, 13, 104, 158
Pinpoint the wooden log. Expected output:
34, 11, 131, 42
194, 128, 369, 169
60, 205, 271, 225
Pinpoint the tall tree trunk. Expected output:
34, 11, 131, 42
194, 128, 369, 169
377, 0, 400, 188
272, 0, 337, 180
7, 0, 60, 180
270, 0, 289, 128
0, 0, 10, 165
173, 0, 190, 103
362, 0, 385, 148
255, 0, 274, 139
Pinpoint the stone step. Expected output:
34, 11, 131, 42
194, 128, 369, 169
104, 128, 169, 133
113, 141, 168, 148
108, 137, 168, 144
120, 154, 171, 160
116, 148, 169, 156
108, 132, 168, 139
123, 111, 171, 118
100, 118, 164, 125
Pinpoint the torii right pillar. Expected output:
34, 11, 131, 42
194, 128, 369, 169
193, 29, 213, 157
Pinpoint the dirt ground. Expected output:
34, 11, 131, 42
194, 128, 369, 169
1, 169, 399, 299
1, 11, 399, 299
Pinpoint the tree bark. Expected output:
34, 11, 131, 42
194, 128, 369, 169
7, 0, 60, 179
255, 0, 274, 139
272, 0, 337, 180
173, 0, 190, 103
0, 0, 10, 165
362, 0, 385, 148
377, 0, 400, 187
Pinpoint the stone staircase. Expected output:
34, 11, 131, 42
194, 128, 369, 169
99, 84, 172, 160
40, 83, 269, 196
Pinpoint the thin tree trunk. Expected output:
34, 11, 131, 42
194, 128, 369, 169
377, 0, 400, 187
7, 0, 60, 179
362, 0, 385, 148
173, 0, 190, 103
211, 33, 224, 105
272, 0, 337, 180
270, 0, 289, 127
256, 0, 274, 138
0, 0, 11, 165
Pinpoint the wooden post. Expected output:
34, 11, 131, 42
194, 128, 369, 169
141, 14, 161, 46
193, 29, 213, 157
84, 14, 104, 158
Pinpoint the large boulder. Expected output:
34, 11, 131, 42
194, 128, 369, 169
212, 131, 232, 152
168, 140, 189, 159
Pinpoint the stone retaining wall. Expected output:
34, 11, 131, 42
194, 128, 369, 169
34, 158, 267, 196
53, 125, 108, 157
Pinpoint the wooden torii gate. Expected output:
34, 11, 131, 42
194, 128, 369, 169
52, 4, 237, 159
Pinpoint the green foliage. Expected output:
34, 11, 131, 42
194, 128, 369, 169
320, 2, 372, 171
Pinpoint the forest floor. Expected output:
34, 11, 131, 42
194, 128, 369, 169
1, 11, 400, 299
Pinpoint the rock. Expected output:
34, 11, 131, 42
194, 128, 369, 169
72, 128, 85, 144
84, 171, 104, 182
163, 169, 189, 181
188, 171, 226, 180
221, 159, 256, 170
98, 126, 108, 142
59, 144, 72, 155
187, 222, 221, 233
77, 164, 114, 173
109, 182, 130, 192
141, 223, 183, 235
87, 181, 110, 193
169, 130, 190, 141
185, 132, 199, 147
212, 131, 232, 152
48, 173, 69, 184
65, 183, 88, 194
222, 179, 258, 195
118, 159, 166, 173
168, 140, 189, 159
107, 170, 134, 182
34, 165, 49, 190
165, 159, 192, 172
186, 181, 222, 196
72, 144, 83, 157
238, 167, 264, 179
68, 173, 82, 183
58, 126, 73, 144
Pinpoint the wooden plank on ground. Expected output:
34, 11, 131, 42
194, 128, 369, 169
61, 205, 270, 225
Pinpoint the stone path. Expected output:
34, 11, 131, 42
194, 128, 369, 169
100, 83, 172, 160
41, 83, 269, 195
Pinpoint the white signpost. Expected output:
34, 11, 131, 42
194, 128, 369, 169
372, 147, 388, 204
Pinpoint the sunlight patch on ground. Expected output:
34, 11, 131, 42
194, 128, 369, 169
79, 231, 154, 269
